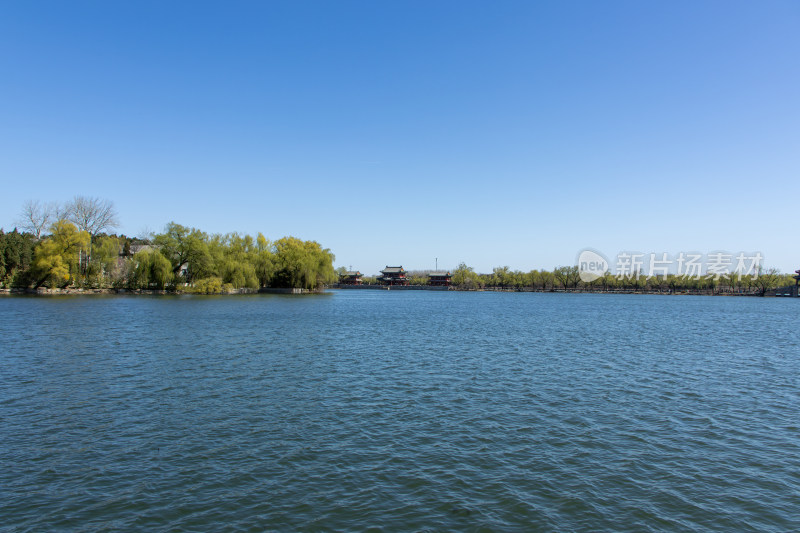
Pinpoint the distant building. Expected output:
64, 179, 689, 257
339, 270, 363, 285
127, 244, 156, 256
378, 266, 409, 286
428, 271, 452, 287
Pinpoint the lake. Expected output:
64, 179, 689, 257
1, 291, 798, 531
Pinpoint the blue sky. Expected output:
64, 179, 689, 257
1, 1, 798, 274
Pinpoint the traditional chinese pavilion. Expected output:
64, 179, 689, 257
379, 266, 408, 286
428, 271, 452, 287
339, 270, 363, 285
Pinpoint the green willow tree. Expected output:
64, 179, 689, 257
451, 262, 483, 289
143, 225, 334, 292
128, 249, 174, 290
153, 222, 213, 282
271, 237, 336, 290
254, 233, 275, 288
31, 220, 90, 288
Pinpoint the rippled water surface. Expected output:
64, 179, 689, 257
2, 291, 799, 531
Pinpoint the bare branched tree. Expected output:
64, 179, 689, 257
753, 267, 782, 296
137, 226, 154, 243
17, 200, 55, 239
61, 196, 119, 276
54, 202, 72, 221
66, 196, 119, 237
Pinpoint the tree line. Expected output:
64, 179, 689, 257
4, 198, 792, 295
448, 263, 793, 295
2, 198, 336, 292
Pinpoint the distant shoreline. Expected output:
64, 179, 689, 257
2, 287, 795, 297
331, 285, 773, 297
0, 287, 324, 296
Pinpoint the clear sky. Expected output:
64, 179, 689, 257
1, 1, 798, 275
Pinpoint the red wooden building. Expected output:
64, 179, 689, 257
428, 271, 452, 287
378, 266, 409, 286
339, 270, 363, 285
